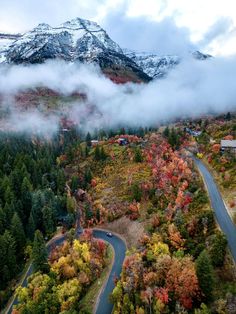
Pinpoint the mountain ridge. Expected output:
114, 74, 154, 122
0, 17, 211, 82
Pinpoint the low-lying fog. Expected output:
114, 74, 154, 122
0, 56, 235, 135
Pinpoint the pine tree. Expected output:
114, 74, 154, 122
138, 127, 145, 138
42, 206, 55, 236
32, 230, 49, 273
31, 191, 44, 229
4, 185, 15, 204
27, 212, 36, 241
131, 184, 142, 202
10, 212, 26, 259
84, 168, 92, 185
21, 177, 33, 219
168, 128, 180, 149
56, 169, 66, 194
100, 146, 107, 161
196, 250, 215, 300
71, 175, 79, 193
209, 232, 227, 267
15, 199, 24, 225
94, 145, 101, 161
4, 202, 14, 227
163, 126, 170, 138
134, 147, 143, 163
119, 127, 126, 135
1, 230, 17, 279
85, 203, 93, 221
0, 207, 6, 235
96, 208, 100, 222
86, 132, 92, 147
225, 112, 231, 121
84, 145, 90, 157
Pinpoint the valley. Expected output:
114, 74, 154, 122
0, 10, 235, 314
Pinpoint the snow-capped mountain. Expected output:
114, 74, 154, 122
0, 18, 212, 82
0, 18, 150, 82
125, 50, 212, 78
0, 33, 21, 63
124, 50, 180, 78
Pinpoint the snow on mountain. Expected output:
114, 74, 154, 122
0, 33, 21, 63
124, 50, 180, 78
124, 49, 212, 78
1, 18, 150, 82
0, 18, 211, 82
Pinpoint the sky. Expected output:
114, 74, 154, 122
0, 0, 236, 56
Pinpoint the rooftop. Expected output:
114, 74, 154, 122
221, 140, 236, 148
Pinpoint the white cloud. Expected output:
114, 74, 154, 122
0, 0, 236, 55
0, 59, 236, 133
102, 11, 195, 55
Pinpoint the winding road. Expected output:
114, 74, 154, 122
193, 157, 236, 262
93, 230, 126, 314
5, 229, 126, 314
6, 157, 234, 313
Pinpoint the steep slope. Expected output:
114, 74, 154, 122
2, 18, 151, 83
0, 33, 21, 63
125, 50, 212, 78
125, 50, 180, 78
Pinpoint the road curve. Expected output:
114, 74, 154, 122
193, 157, 236, 262
5, 230, 126, 314
93, 229, 126, 314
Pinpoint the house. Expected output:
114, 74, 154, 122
117, 138, 128, 146
221, 140, 236, 154
184, 127, 202, 137
91, 140, 99, 146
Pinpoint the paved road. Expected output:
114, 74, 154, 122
93, 229, 126, 314
193, 157, 236, 262
5, 230, 126, 314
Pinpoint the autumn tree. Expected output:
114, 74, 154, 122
166, 257, 199, 309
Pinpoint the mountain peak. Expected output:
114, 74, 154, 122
0, 17, 149, 83
0, 17, 211, 83
192, 50, 212, 60
61, 17, 100, 31
33, 23, 52, 32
